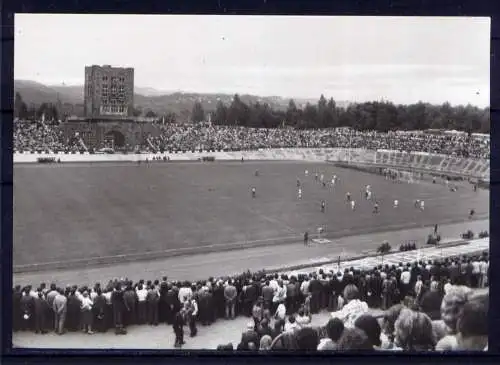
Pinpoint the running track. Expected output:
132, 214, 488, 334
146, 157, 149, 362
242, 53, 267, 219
13, 219, 488, 287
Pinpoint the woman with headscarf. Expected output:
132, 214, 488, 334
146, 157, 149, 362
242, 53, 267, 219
434, 285, 473, 351
380, 304, 404, 350
394, 308, 436, 351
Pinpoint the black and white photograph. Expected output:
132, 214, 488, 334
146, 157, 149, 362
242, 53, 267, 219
12, 14, 489, 351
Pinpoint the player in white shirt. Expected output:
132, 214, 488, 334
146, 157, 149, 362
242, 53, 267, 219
251, 187, 256, 198
420, 200, 425, 210
393, 199, 399, 208
331, 178, 336, 186
298, 188, 302, 200
305, 169, 309, 176
320, 174, 324, 183
366, 190, 372, 200
351, 200, 356, 211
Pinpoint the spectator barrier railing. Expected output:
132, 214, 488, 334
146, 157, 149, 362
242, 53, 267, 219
14, 147, 489, 180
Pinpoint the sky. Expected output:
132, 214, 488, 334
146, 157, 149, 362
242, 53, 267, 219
15, 14, 490, 106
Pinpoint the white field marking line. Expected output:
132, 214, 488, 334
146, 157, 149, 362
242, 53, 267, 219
258, 213, 298, 234
14, 217, 489, 270
13, 234, 300, 269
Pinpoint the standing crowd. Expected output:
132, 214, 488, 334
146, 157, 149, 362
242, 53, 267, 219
13, 249, 488, 351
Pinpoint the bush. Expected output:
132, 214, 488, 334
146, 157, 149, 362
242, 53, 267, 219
377, 241, 392, 254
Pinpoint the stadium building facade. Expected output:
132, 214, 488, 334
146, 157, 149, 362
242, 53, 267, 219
61, 65, 159, 150
84, 65, 134, 118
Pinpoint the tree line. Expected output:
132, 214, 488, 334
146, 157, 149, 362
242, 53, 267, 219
15, 92, 490, 133
201, 94, 490, 133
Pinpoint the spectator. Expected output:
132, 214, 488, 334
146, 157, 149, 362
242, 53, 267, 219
33, 292, 48, 334
80, 291, 94, 334
53, 289, 67, 335
173, 308, 185, 348
455, 294, 488, 351
240, 322, 259, 350
259, 335, 273, 351
296, 308, 312, 328
438, 286, 473, 336
419, 281, 443, 320
12, 242, 489, 352
331, 284, 368, 328
336, 327, 373, 351
257, 318, 274, 339
380, 304, 405, 350
284, 315, 300, 333
295, 327, 320, 351
318, 318, 344, 350
394, 309, 435, 351
354, 314, 382, 349
224, 280, 237, 319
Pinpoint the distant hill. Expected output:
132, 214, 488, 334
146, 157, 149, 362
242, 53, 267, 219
14, 80, 350, 118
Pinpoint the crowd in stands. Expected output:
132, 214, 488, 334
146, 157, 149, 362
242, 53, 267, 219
14, 120, 490, 160
14, 121, 82, 154
13, 250, 489, 352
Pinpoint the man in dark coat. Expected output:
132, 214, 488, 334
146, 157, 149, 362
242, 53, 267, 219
111, 285, 126, 334
92, 289, 107, 332
34, 292, 49, 334
146, 285, 160, 326
165, 285, 178, 324
308, 275, 322, 314
158, 281, 169, 324
123, 285, 137, 327
173, 309, 186, 348
19, 288, 35, 331
66, 290, 81, 331
212, 283, 225, 319
243, 281, 258, 317
12, 286, 22, 332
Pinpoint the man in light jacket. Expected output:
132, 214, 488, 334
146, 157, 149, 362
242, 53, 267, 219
53, 289, 68, 335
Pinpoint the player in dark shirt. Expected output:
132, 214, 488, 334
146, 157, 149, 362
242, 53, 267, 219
304, 232, 309, 246
373, 202, 379, 214
469, 209, 475, 219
